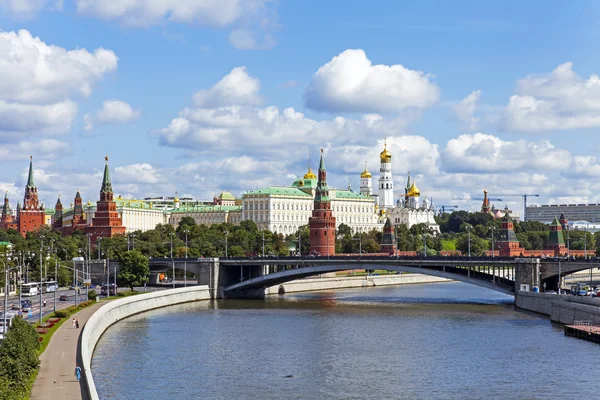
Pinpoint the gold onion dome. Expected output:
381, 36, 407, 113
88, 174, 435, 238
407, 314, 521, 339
303, 167, 316, 180
297, 179, 305, 187
380, 143, 392, 162
360, 162, 371, 178
407, 181, 420, 197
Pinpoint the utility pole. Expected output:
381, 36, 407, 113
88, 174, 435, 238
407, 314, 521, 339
490, 227, 495, 258
422, 234, 427, 258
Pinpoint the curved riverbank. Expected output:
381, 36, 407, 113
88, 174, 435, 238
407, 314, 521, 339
265, 273, 451, 295
81, 286, 211, 400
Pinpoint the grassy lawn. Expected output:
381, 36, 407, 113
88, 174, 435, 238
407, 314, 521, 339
441, 239, 457, 251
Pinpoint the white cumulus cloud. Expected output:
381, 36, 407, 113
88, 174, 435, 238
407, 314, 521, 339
193, 67, 262, 107
84, 100, 141, 131
452, 90, 481, 131
115, 163, 162, 184
502, 62, 600, 132
442, 133, 572, 173
0, 30, 118, 104
0, 0, 62, 18
304, 49, 440, 113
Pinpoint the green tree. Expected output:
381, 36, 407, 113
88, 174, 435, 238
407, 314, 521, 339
117, 250, 149, 291
456, 233, 488, 256
0, 317, 40, 398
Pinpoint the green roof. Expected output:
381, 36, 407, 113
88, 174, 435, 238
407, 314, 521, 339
170, 205, 242, 214
291, 178, 317, 189
334, 190, 371, 200
45, 209, 55, 215
244, 187, 312, 197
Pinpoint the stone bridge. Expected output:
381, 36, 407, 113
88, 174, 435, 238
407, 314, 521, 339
83, 256, 600, 299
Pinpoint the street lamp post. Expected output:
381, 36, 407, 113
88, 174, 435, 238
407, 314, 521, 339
184, 229, 189, 287
422, 234, 427, 258
86, 233, 91, 300
39, 236, 45, 324
354, 235, 362, 256
170, 232, 175, 289
53, 249, 58, 312
298, 229, 302, 259
262, 230, 265, 258
558, 257, 562, 295
466, 225, 472, 258
489, 227, 495, 258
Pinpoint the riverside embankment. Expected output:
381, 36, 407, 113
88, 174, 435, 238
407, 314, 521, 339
265, 273, 451, 295
515, 291, 600, 325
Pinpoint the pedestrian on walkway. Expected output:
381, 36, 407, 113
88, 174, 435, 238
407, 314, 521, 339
76, 319, 80, 329
75, 365, 81, 382
72, 318, 76, 329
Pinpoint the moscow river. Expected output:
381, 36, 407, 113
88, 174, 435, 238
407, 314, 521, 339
92, 282, 600, 399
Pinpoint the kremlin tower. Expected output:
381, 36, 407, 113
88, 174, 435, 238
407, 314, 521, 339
18, 157, 45, 237
53, 196, 63, 229
380, 218, 397, 255
309, 149, 336, 256
481, 189, 492, 215
378, 139, 394, 210
85, 157, 126, 244
0, 192, 17, 231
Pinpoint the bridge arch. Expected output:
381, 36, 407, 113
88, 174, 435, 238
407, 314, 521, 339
224, 263, 515, 295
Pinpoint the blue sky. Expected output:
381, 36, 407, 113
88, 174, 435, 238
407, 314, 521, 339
1, 0, 600, 214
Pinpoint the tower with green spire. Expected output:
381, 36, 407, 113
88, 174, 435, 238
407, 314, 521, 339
547, 217, 567, 256
86, 156, 125, 244
18, 156, 45, 237
309, 149, 336, 256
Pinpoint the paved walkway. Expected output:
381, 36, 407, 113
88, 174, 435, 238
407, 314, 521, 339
31, 302, 106, 400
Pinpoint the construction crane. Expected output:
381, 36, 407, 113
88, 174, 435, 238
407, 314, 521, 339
438, 205, 458, 214
472, 196, 503, 202
495, 194, 540, 221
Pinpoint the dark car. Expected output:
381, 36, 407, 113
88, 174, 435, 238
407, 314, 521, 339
59, 295, 68, 301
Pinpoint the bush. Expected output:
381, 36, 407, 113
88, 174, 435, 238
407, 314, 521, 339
116, 290, 139, 297
87, 290, 97, 301
48, 318, 60, 323
53, 310, 69, 318
79, 300, 94, 307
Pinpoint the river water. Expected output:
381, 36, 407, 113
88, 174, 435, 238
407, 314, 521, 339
92, 282, 600, 400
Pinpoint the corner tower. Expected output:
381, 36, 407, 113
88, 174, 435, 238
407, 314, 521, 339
378, 139, 394, 210
309, 149, 336, 256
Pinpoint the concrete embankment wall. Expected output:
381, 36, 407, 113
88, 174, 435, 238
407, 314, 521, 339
515, 291, 600, 325
265, 274, 451, 295
81, 286, 211, 400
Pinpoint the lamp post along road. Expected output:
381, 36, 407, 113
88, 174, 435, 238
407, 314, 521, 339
39, 236, 44, 324
184, 229, 189, 287
466, 225, 472, 258
170, 233, 175, 289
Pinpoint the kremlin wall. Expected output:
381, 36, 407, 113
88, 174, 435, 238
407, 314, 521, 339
0, 142, 592, 257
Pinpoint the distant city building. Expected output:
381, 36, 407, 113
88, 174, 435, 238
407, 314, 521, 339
526, 203, 600, 224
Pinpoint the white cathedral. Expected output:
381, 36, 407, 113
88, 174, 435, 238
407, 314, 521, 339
360, 140, 440, 234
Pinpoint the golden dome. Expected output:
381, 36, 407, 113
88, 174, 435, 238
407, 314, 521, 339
407, 181, 420, 197
360, 161, 371, 178
86, 200, 92, 206
303, 167, 316, 180
380, 141, 392, 162
297, 179, 305, 187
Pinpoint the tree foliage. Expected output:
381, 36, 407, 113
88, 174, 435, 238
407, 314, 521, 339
0, 317, 40, 399
118, 250, 150, 291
